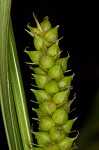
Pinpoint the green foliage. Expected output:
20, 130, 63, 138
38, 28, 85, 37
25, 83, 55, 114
76, 88, 99, 150
0, 0, 33, 149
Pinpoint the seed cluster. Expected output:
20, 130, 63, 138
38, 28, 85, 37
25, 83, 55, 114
25, 13, 78, 150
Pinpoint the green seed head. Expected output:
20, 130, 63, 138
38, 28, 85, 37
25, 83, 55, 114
26, 13, 77, 150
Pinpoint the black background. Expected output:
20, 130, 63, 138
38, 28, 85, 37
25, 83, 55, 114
0, 0, 99, 149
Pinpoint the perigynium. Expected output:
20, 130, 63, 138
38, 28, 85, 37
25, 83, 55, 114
25, 13, 78, 150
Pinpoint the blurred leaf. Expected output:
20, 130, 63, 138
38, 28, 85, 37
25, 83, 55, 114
76, 88, 99, 150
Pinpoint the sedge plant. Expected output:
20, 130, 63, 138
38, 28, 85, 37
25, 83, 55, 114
25, 13, 78, 150
0, 0, 78, 148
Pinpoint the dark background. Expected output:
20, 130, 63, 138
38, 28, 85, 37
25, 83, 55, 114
0, 0, 99, 149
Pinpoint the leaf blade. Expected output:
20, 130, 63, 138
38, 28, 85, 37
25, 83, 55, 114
8, 18, 33, 150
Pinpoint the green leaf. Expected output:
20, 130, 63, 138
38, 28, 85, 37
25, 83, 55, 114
8, 18, 33, 150
0, 0, 17, 149
0, 0, 33, 149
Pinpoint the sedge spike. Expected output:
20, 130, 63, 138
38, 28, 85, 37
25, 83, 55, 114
26, 13, 78, 150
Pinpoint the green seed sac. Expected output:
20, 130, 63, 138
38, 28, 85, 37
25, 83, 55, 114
39, 55, 55, 70
40, 101, 56, 115
45, 80, 59, 94
52, 109, 68, 126
49, 127, 65, 143
39, 118, 55, 131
